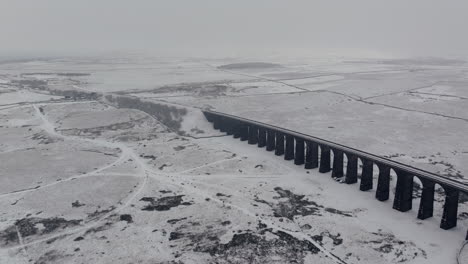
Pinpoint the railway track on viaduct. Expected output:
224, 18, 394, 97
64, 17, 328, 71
203, 109, 468, 240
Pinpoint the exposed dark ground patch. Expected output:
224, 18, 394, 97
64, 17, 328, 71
0, 217, 82, 246
82, 221, 115, 237
72, 200, 85, 208
221, 220, 231, 226
140, 154, 157, 160
55, 89, 101, 101
60, 116, 151, 138
169, 231, 185, 241
257, 187, 353, 220
73, 236, 84, 241
56, 73, 90, 77
113, 131, 160, 142
104, 95, 187, 134
9, 75, 98, 101
200, 231, 319, 263
169, 219, 320, 264
312, 231, 343, 246
23, 78, 100, 100
324, 208, 353, 217
0, 88, 16, 94
21, 72, 90, 77
458, 212, 468, 220
460, 193, 468, 203
34, 249, 71, 264
31, 132, 62, 144
140, 195, 192, 211
429, 160, 464, 179
167, 217, 188, 225
190, 128, 205, 134
152, 83, 231, 97
173, 145, 186, 151
360, 231, 427, 263
216, 192, 232, 198
119, 214, 133, 223
11, 79, 48, 90
87, 206, 116, 220
272, 187, 322, 219
159, 164, 171, 170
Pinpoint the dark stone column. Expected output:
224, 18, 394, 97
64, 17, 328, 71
266, 130, 275, 151
345, 153, 358, 184
225, 119, 234, 135
248, 125, 258, 145
375, 164, 391, 201
319, 145, 331, 173
440, 187, 459, 230
240, 124, 249, 141
213, 116, 221, 130
305, 141, 318, 169
275, 132, 284, 156
294, 138, 305, 165
360, 159, 374, 191
284, 135, 295, 161
203, 112, 215, 123
257, 128, 266, 148
232, 121, 241, 138
219, 118, 228, 133
393, 170, 414, 212
331, 149, 344, 178
417, 179, 435, 220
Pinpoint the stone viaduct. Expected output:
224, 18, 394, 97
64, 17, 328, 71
203, 110, 468, 240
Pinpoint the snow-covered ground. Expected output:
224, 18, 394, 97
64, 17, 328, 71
0, 55, 467, 263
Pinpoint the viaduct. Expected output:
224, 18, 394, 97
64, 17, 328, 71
203, 110, 468, 240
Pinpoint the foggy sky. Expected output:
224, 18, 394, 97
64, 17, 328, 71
1, 0, 468, 58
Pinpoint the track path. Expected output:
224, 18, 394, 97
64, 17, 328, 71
208, 64, 468, 122
0, 102, 347, 264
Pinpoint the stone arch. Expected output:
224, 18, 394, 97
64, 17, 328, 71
358, 157, 364, 179
389, 167, 398, 190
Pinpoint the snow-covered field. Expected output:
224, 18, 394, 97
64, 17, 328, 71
0, 55, 467, 263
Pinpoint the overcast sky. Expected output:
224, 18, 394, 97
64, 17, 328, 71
1, 0, 468, 58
